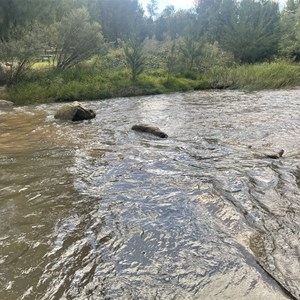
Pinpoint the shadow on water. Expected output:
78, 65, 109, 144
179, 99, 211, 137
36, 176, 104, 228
0, 89, 299, 299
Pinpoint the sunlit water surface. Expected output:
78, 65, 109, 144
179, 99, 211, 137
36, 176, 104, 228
0, 90, 299, 300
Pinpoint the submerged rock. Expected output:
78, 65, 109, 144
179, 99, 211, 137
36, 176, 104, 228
0, 99, 13, 108
132, 124, 168, 138
265, 149, 284, 159
253, 149, 285, 159
54, 102, 96, 121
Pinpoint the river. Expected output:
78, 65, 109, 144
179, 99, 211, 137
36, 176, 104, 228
0, 89, 299, 300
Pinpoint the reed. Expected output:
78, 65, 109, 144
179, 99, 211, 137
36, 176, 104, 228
207, 61, 300, 91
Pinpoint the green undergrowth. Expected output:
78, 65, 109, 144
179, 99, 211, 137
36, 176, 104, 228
7, 66, 209, 105
6, 61, 300, 105
207, 61, 300, 91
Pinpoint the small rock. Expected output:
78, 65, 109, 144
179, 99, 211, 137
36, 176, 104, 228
265, 149, 284, 159
132, 124, 168, 138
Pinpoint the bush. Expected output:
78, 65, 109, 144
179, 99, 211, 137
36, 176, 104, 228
50, 8, 105, 71
0, 23, 45, 84
197, 42, 236, 73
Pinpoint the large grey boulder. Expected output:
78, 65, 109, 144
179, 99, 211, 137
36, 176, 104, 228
0, 99, 13, 109
54, 102, 96, 121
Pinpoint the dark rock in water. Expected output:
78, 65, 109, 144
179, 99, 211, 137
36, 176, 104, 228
132, 124, 168, 138
265, 149, 284, 159
0, 99, 13, 108
54, 102, 96, 121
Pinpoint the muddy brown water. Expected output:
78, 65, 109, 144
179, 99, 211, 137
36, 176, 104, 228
0, 90, 299, 300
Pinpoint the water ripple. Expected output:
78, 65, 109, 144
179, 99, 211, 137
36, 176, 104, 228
1, 89, 299, 299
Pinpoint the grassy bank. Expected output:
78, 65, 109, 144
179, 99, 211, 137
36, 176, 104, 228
6, 61, 300, 105
208, 61, 300, 90
6, 66, 210, 105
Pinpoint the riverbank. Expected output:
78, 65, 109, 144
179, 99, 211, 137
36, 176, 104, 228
5, 61, 300, 105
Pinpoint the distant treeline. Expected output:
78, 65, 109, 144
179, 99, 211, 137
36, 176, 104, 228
1, 0, 299, 62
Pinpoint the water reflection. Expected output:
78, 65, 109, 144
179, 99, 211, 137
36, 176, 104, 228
0, 89, 299, 299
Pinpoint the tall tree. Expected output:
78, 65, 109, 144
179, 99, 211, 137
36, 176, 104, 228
87, 0, 147, 42
219, 0, 237, 26
194, 0, 222, 42
145, 0, 158, 38
0, 0, 86, 41
155, 5, 176, 40
285, 0, 297, 12
221, 0, 280, 63
153, 6, 196, 41
279, 0, 300, 60
147, 0, 158, 19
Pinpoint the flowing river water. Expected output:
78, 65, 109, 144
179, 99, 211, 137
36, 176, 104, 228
0, 90, 299, 300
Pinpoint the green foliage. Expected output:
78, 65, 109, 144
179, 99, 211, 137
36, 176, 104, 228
6, 59, 300, 105
221, 0, 280, 63
206, 61, 300, 90
50, 8, 105, 70
6, 61, 200, 104
147, 0, 158, 19
0, 22, 45, 84
124, 38, 146, 81
179, 35, 202, 73
0, 0, 47, 41
279, 2, 300, 60
162, 77, 195, 91
166, 41, 180, 78
95, 48, 126, 71
285, 0, 298, 12
0, 0, 86, 41
197, 42, 236, 73
142, 38, 180, 76
194, 0, 223, 42
87, 0, 147, 42
154, 6, 194, 41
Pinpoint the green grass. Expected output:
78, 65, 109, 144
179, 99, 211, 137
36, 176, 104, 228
206, 61, 300, 91
6, 60, 300, 105
6, 66, 203, 105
